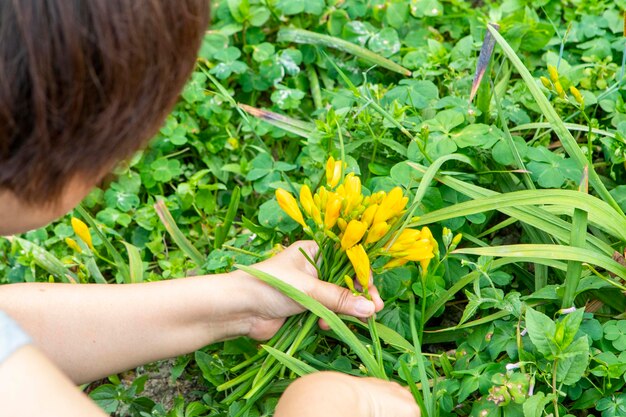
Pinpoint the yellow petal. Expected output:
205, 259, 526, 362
373, 187, 406, 224
341, 220, 367, 250
365, 222, 390, 245
548, 65, 559, 83
71, 217, 93, 250
276, 189, 306, 227
299, 184, 314, 216
360, 204, 378, 227
65, 237, 82, 253
324, 194, 342, 229
326, 157, 342, 188
346, 244, 370, 288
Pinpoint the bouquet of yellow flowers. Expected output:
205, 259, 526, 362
220, 157, 440, 402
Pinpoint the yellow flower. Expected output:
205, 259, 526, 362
326, 157, 342, 188
324, 194, 342, 229
346, 244, 370, 288
554, 81, 565, 98
548, 65, 559, 83
71, 217, 93, 250
341, 220, 367, 250
299, 184, 314, 216
420, 226, 439, 255
311, 204, 323, 226
396, 239, 434, 262
276, 189, 306, 227
539, 76, 552, 89
360, 204, 379, 227
373, 187, 408, 224
365, 222, 390, 245
388, 228, 423, 252
384, 257, 409, 269
570, 86, 584, 105
337, 218, 348, 232
342, 173, 363, 215
65, 237, 82, 253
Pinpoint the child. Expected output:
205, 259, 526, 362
0, 2, 419, 416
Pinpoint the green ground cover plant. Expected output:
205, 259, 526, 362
2, 0, 626, 416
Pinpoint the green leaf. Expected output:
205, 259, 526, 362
525, 307, 558, 357
154, 199, 205, 267
523, 392, 552, 417
557, 337, 590, 385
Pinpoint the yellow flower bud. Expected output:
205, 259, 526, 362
450, 233, 463, 251
548, 65, 559, 83
365, 222, 390, 245
420, 258, 431, 276
344, 275, 358, 294
341, 220, 367, 250
346, 244, 370, 288
570, 86, 584, 105
337, 218, 348, 232
276, 189, 306, 227
421, 226, 439, 255
554, 81, 565, 98
383, 257, 409, 269
311, 204, 323, 226
374, 187, 408, 224
324, 194, 342, 229
65, 237, 82, 253
540, 76, 552, 89
71, 217, 93, 250
360, 204, 379, 227
299, 184, 314, 216
325, 157, 342, 188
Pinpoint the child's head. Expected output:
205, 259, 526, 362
0, 0, 209, 234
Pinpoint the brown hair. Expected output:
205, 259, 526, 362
0, 0, 209, 204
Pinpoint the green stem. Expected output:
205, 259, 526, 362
409, 293, 432, 417
367, 315, 386, 379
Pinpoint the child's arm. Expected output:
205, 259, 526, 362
0, 345, 108, 417
0, 241, 383, 384
275, 372, 421, 417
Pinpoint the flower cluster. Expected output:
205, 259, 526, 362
276, 157, 437, 296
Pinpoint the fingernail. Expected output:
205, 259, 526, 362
355, 298, 374, 316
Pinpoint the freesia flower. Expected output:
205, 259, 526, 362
299, 184, 314, 216
276, 189, 306, 227
360, 204, 378, 227
65, 237, 82, 253
324, 193, 342, 229
373, 187, 408, 224
71, 217, 93, 250
326, 156, 342, 188
346, 244, 370, 288
341, 220, 367, 250
365, 222, 390, 245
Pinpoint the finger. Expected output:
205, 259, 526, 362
318, 318, 330, 331
368, 285, 385, 312
285, 240, 320, 277
308, 280, 376, 318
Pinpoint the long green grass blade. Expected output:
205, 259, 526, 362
342, 316, 413, 352
562, 208, 587, 308
236, 264, 385, 379
454, 244, 626, 279
122, 242, 144, 284
488, 25, 624, 216
214, 186, 241, 249
154, 199, 205, 267
278, 28, 411, 76
510, 122, 618, 140
261, 345, 316, 377
410, 189, 626, 242
238, 104, 315, 139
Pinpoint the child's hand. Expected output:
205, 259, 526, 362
275, 372, 420, 417
232, 240, 384, 340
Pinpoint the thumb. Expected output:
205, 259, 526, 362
308, 280, 376, 318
